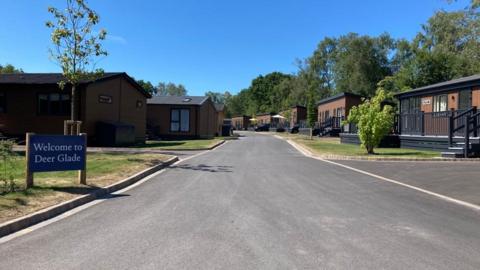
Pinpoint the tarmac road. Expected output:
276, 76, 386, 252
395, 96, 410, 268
1, 132, 480, 269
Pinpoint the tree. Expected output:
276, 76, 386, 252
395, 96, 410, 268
306, 91, 317, 128
46, 0, 107, 123
346, 89, 394, 154
0, 64, 23, 74
333, 33, 395, 97
137, 80, 156, 95
157, 82, 187, 96
205, 91, 231, 104
248, 72, 292, 113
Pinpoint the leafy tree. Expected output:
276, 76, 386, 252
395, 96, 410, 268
46, 0, 107, 122
333, 33, 395, 97
0, 64, 23, 74
248, 72, 292, 113
306, 90, 317, 128
157, 82, 187, 96
205, 91, 231, 104
346, 89, 394, 154
137, 80, 156, 94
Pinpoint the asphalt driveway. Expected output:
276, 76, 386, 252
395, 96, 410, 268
1, 132, 480, 269
333, 159, 480, 205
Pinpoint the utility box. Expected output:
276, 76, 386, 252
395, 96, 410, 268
221, 124, 232, 136
95, 121, 136, 146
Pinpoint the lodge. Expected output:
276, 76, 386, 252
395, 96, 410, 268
317, 92, 363, 136
232, 115, 251, 130
0, 73, 150, 146
395, 74, 480, 157
279, 105, 307, 128
146, 96, 219, 139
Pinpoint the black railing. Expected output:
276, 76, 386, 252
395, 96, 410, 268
463, 108, 479, 157
449, 107, 476, 146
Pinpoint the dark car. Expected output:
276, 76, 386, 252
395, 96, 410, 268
255, 124, 270, 132
290, 125, 299, 134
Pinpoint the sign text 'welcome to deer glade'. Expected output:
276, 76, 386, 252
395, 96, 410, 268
28, 135, 86, 172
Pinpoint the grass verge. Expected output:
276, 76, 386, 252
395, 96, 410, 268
0, 152, 172, 223
277, 133, 440, 159
132, 138, 223, 150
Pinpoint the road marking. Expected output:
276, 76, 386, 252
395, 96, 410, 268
284, 138, 480, 212
0, 141, 229, 243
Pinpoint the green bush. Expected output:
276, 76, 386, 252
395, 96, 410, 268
0, 140, 17, 193
346, 89, 394, 154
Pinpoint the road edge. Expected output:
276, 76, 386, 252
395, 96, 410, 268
0, 156, 179, 238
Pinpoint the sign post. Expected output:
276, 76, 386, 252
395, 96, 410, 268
25, 134, 87, 187
25, 133, 34, 188
78, 133, 87, 185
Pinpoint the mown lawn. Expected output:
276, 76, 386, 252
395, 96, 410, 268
133, 138, 223, 150
0, 152, 172, 223
279, 134, 440, 159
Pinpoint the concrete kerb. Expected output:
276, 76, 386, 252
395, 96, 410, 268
273, 134, 480, 162
0, 156, 179, 238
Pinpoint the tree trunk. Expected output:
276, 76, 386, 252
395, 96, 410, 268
366, 145, 375, 155
71, 84, 77, 121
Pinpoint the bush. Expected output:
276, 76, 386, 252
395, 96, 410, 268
0, 140, 17, 193
346, 89, 394, 154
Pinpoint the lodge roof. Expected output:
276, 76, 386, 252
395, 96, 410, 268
0, 72, 151, 98
317, 92, 363, 106
147, 96, 209, 106
395, 74, 480, 99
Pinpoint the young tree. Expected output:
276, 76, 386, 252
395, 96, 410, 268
346, 89, 394, 154
46, 0, 107, 124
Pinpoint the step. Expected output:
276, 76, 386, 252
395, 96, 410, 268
441, 152, 465, 158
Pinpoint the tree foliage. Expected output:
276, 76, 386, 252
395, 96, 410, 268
46, 0, 107, 121
156, 82, 187, 96
346, 89, 394, 154
0, 64, 23, 74
137, 80, 156, 94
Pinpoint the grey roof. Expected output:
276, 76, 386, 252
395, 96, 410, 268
147, 96, 209, 106
395, 74, 480, 98
214, 103, 225, 112
0, 72, 122, 84
0, 72, 151, 98
317, 92, 363, 106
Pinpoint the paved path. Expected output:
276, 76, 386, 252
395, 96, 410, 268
2, 132, 480, 269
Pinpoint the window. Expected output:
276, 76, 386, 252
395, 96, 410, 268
458, 89, 472, 110
38, 93, 71, 115
0, 92, 6, 113
409, 97, 420, 113
401, 99, 409, 114
433, 95, 448, 112
170, 109, 189, 132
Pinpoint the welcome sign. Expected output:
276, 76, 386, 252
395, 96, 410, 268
28, 135, 86, 172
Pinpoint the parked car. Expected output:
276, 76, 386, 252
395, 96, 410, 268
255, 124, 270, 132
290, 125, 299, 134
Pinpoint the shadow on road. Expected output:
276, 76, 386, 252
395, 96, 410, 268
171, 164, 233, 173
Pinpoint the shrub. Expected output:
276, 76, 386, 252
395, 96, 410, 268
0, 140, 17, 193
346, 89, 394, 154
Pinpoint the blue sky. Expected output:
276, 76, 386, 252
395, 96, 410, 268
0, 0, 470, 95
